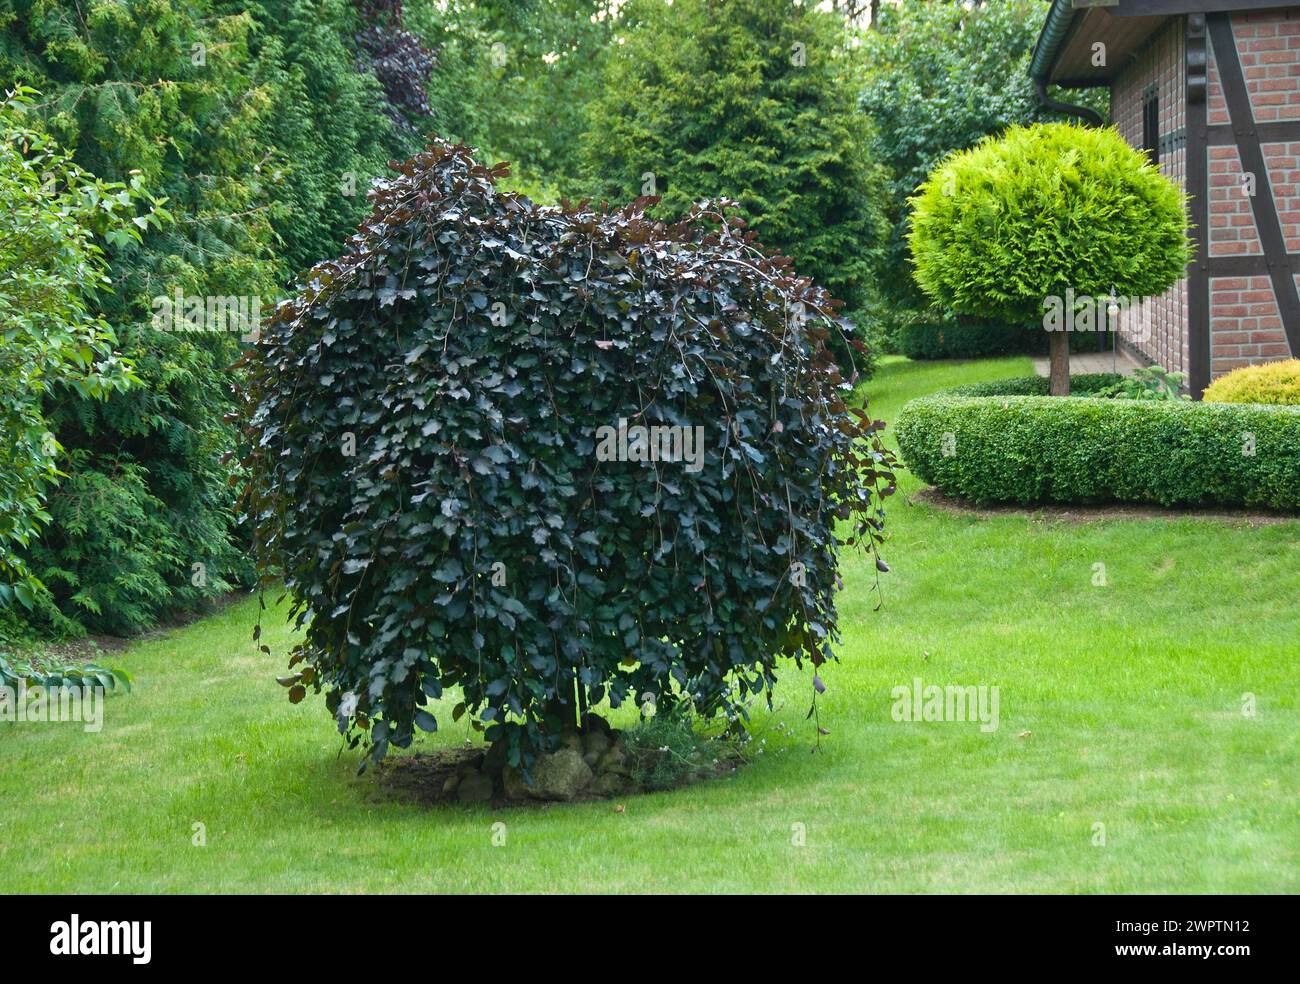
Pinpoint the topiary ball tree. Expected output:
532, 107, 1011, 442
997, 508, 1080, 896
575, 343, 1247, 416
240, 141, 897, 771
908, 122, 1191, 395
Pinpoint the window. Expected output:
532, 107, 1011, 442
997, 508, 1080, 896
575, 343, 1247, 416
1142, 87, 1160, 164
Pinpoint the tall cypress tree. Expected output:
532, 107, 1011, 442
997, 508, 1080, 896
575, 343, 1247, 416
581, 0, 889, 322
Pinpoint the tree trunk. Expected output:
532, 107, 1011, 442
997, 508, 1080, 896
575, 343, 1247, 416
1048, 331, 1070, 396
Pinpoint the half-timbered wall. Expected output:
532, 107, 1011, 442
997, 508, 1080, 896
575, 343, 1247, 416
1110, 6, 1300, 390
1206, 8, 1300, 376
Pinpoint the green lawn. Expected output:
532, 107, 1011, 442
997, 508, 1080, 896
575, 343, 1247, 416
2, 354, 1296, 893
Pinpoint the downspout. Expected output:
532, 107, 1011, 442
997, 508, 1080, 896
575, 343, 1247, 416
1034, 79, 1104, 127
1029, 0, 1104, 126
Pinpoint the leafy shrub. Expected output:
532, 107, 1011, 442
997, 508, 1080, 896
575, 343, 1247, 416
1204, 359, 1300, 406
908, 123, 1191, 393
0, 652, 131, 696
580, 0, 891, 351
0, 87, 151, 607
241, 142, 898, 769
622, 708, 739, 792
896, 392, 1300, 510
1095, 365, 1189, 402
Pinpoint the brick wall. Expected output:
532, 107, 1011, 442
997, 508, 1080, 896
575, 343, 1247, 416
1112, 20, 1188, 375
1209, 10, 1300, 124
1208, 275, 1287, 371
1204, 9, 1300, 376
1208, 144, 1261, 257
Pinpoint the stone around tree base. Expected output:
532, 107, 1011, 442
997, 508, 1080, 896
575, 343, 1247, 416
503, 747, 593, 802
456, 770, 494, 803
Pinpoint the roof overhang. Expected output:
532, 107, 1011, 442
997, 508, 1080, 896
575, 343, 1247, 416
1030, 0, 1300, 88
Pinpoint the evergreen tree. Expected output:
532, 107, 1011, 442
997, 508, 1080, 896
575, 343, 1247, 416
0, 0, 281, 633
235, 0, 415, 275
581, 0, 889, 322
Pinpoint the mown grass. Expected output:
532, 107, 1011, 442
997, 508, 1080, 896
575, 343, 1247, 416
1, 354, 1295, 893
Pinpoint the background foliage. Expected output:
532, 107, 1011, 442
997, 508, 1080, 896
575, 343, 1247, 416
0, 0, 430, 634
406, 0, 618, 200
2, 1, 275, 633
0, 87, 149, 608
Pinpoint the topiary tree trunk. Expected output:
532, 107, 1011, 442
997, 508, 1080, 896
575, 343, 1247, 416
1048, 331, 1070, 396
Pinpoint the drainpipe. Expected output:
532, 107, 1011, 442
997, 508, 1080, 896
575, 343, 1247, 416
1034, 79, 1104, 127
1029, 0, 1104, 127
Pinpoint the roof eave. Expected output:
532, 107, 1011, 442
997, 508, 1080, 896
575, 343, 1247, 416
1028, 0, 1082, 84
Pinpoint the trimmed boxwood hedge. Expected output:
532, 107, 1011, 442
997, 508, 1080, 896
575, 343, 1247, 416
895, 380, 1300, 510
898, 320, 1036, 360
940, 373, 1126, 398
898, 320, 1114, 360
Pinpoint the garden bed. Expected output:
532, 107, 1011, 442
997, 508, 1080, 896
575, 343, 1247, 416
377, 714, 745, 808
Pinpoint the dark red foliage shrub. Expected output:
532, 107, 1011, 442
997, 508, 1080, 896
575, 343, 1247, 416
239, 141, 897, 770
353, 0, 436, 129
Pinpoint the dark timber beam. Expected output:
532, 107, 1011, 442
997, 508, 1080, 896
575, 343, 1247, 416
1186, 13, 1210, 399
1111, 0, 1300, 16
1206, 254, 1300, 276
1208, 120, 1300, 144
1206, 120, 1300, 143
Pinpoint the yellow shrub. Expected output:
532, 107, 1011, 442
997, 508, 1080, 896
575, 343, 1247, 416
1203, 359, 1300, 405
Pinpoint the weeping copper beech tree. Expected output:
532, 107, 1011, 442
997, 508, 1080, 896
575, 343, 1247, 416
238, 141, 897, 771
